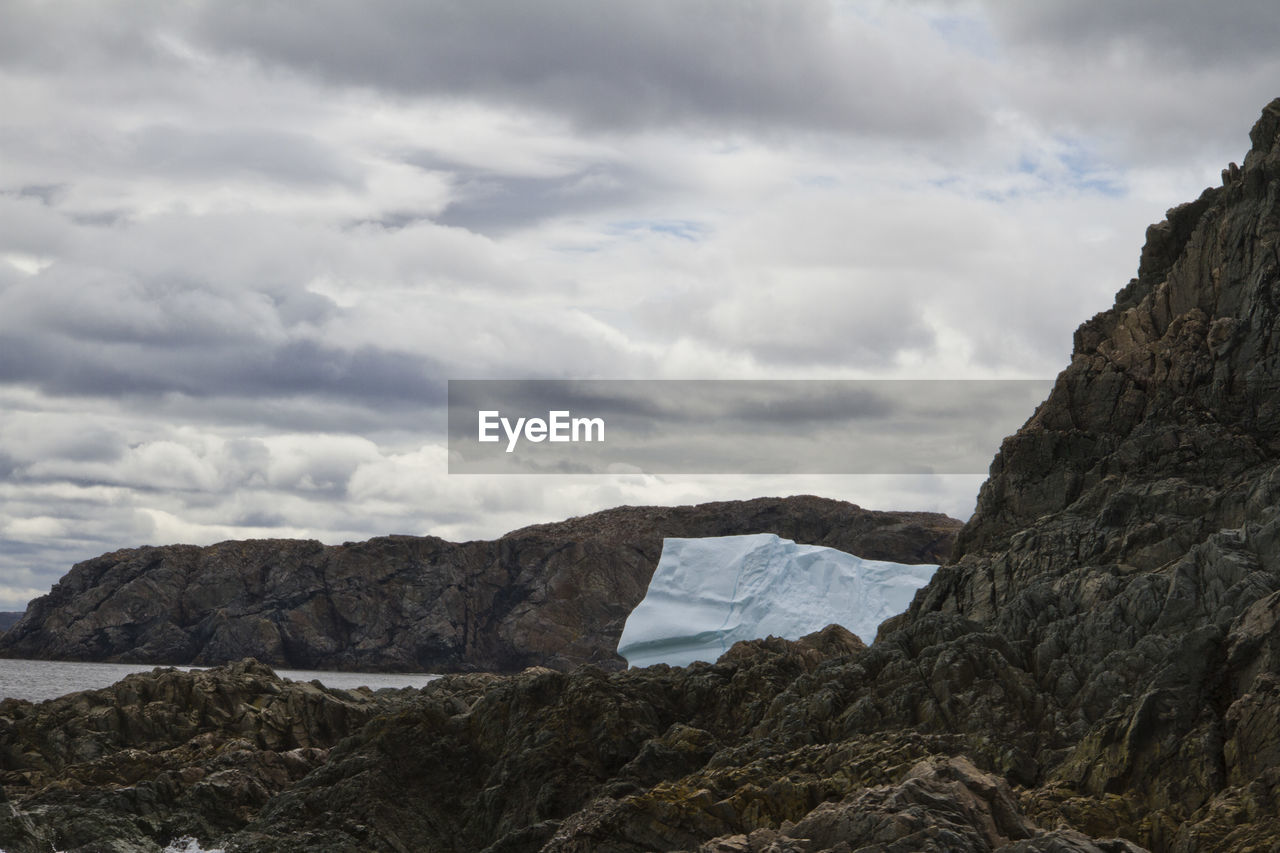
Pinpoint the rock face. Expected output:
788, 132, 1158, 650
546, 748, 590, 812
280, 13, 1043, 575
0, 644, 1139, 853
617, 534, 938, 667
0, 497, 959, 673
906, 96, 1280, 846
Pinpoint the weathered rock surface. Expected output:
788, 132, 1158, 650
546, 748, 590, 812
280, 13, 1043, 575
904, 96, 1280, 848
0, 659, 401, 853
0, 497, 959, 673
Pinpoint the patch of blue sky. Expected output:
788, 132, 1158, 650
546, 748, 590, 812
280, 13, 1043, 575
1073, 176, 1125, 197
1056, 140, 1127, 197
1005, 141, 1127, 199
607, 219, 707, 241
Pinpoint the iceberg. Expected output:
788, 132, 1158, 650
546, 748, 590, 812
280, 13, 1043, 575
617, 533, 938, 668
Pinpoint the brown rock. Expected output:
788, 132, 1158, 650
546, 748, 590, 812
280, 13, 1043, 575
0, 496, 959, 673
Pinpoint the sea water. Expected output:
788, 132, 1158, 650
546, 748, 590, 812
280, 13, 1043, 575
0, 657, 441, 703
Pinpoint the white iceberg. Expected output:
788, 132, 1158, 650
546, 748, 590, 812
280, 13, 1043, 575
617, 533, 938, 668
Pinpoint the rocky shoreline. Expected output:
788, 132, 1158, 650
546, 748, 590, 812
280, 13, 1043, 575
0, 643, 1143, 853
5, 97, 1280, 851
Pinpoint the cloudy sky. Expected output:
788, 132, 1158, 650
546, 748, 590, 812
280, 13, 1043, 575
2, 0, 1278, 610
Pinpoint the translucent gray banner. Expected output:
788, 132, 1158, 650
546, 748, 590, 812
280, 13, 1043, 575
447, 379, 1053, 475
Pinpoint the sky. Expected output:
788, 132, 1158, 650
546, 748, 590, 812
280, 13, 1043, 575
2, 0, 1279, 610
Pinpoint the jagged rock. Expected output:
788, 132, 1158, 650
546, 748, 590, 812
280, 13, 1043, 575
210, 624, 1137, 853
0, 497, 959, 673
692, 756, 1147, 853
892, 97, 1280, 848
0, 660, 400, 853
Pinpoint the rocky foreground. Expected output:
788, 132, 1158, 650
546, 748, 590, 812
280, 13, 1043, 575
0, 497, 958, 673
1, 643, 1140, 853
5, 98, 1280, 851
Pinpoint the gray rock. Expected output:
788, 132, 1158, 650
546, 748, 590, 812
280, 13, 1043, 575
0, 659, 395, 853
0, 497, 959, 673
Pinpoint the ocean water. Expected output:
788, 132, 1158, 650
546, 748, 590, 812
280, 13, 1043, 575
0, 658, 441, 703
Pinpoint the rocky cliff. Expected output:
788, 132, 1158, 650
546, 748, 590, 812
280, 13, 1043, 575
899, 96, 1280, 847
0, 497, 959, 673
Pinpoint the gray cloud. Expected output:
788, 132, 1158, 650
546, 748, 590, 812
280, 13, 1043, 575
962, 0, 1280, 163
0, 330, 444, 410
16, 185, 65, 205
432, 165, 649, 235
128, 125, 363, 188
0, 0, 175, 72
189, 0, 981, 135
982, 0, 1280, 67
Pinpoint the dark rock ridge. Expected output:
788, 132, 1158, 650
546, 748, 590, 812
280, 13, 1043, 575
0, 647, 1140, 853
0, 496, 959, 673
0, 660, 404, 853
905, 95, 1280, 846
8, 98, 1280, 853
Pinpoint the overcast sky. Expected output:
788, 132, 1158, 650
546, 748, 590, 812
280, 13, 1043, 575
2, 0, 1278, 609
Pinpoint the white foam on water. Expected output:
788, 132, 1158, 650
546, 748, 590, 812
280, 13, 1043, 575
163, 837, 224, 853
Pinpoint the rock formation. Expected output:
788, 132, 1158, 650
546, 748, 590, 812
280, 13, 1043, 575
908, 95, 1280, 847
6, 98, 1280, 852
0, 497, 959, 673
0, 660, 402, 853
0, 642, 1139, 853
